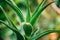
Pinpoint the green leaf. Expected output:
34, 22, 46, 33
0, 5, 17, 30
5, 0, 25, 22
0, 0, 4, 3
0, 20, 17, 32
0, 11, 6, 21
16, 31, 24, 40
22, 23, 32, 36
0, 6, 24, 40
30, 1, 54, 26
32, 0, 46, 17
0, 20, 24, 40
56, 0, 60, 8
31, 30, 60, 40
9, 18, 18, 30
26, 0, 31, 22
31, 28, 37, 36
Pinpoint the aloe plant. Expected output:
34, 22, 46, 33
0, 0, 60, 40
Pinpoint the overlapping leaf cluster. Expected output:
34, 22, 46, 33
0, 0, 60, 40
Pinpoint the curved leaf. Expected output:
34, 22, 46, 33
32, 0, 46, 17
30, 1, 54, 26
0, 20, 17, 32
0, 5, 17, 30
9, 19, 18, 30
0, 20, 24, 40
31, 30, 60, 40
5, 0, 25, 22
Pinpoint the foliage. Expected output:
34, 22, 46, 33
0, 0, 60, 40
56, 0, 60, 8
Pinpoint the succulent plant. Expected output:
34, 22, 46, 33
0, 0, 60, 40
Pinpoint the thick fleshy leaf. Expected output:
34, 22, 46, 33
22, 23, 32, 36
30, 2, 54, 26
31, 30, 60, 40
32, 0, 46, 17
5, 0, 25, 22
26, 0, 31, 22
